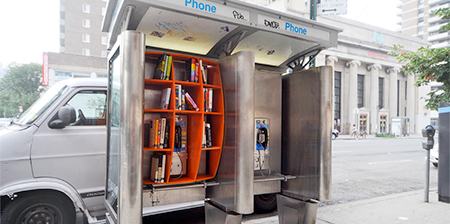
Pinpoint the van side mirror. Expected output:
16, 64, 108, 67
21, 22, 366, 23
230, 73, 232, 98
49, 106, 76, 129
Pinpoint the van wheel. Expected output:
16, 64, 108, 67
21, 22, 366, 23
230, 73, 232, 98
1, 192, 76, 224
254, 194, 277, 213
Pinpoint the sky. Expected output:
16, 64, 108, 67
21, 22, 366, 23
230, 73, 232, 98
0, 0, 400, 69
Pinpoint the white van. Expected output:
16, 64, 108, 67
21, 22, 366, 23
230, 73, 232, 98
0, 78, 108, 224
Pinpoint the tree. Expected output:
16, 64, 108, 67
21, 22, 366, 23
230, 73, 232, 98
0, 63, 43, 117
391, 8, 450, 111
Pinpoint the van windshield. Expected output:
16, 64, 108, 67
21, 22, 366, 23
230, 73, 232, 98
14, 82, 68, 125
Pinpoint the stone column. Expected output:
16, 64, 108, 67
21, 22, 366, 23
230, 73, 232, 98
407, 73, 415, 134
346, 60, 361, 131
326, 56, 338, 68
368, 64, 382, 134
387, 67, 400, 134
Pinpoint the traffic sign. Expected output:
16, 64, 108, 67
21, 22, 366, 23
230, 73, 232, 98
317, 0, 347, 16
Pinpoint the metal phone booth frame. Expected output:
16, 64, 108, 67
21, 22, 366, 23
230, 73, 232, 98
102, 0, 341, 223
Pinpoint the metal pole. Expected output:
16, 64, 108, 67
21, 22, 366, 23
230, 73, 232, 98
425, 149, 430, 202
309, 0, 317, 67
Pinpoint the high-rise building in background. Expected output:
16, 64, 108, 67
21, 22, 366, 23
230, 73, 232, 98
399, 0, 450, 49
60, 0, 109, 58
44, 0, 108, 87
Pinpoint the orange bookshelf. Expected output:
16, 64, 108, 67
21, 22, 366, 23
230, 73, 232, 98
142, 52, 224, 185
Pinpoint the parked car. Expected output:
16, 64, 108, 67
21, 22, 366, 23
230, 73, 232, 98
0, 118, 12, 127
332, 129, 339, 140
431, 143, 439, 167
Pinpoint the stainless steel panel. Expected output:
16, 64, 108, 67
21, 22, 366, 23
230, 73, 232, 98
119, 31, 145, 223
207, 51, 255, 214
281, 66, 333, 201
438, 102, 450, 203
254, 179, 281, 195
205, 202, 243, 224
277, 194, 318, 224
143, 187, 205, 207
254, 70, 282, 174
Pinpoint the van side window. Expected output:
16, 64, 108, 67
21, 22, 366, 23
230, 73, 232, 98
65, 90, 107, 126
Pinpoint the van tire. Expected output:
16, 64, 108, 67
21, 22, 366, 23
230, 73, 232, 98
254, 194, 277, 213
1, 191, 76, 224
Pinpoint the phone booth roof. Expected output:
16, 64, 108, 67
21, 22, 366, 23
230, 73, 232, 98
102, 0, 341, 68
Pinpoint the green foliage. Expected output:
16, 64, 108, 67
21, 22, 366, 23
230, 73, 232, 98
0, 63, 43, 117
376, 133, 395, 138
390, 8, 450, 111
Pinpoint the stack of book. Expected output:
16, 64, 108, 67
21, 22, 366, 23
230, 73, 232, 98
150, 152, 166, 183
203, 88, 213, 112
153, 53, 172, 80
149, 118, 170, 149
175, 85, 199, 111
185, 58, 207, 83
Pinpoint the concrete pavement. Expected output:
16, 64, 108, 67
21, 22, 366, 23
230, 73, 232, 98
242, 189, 450, 224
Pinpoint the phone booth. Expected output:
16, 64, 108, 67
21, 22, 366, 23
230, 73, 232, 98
102, 1, 341, 223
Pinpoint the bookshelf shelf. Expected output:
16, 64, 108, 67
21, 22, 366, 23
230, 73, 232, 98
143, 51, 224, 185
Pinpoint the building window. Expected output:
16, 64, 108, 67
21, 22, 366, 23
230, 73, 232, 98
357, 74, 364, 108
82, 48, 90, 56
83, 19, 90, 28
83, 4, 90, 13
101, 51, 108, 58
102, 36, 108, 45
405, 81, 407, 100
334, 71, 341, 122
82, 34, 90, 43
379, 77, 384, 109
102, 7, 106, 16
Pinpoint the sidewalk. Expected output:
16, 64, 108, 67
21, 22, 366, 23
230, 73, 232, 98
336, 134, 422, 140
242, 189, 450, 224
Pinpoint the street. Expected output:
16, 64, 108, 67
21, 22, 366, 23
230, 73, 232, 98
143, 136, 438, 223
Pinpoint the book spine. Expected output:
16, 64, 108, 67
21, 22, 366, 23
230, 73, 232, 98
185, 92, 199, 111
154, 119, 159, 148
195, 62, 199, 83
164, 123, 169, 148
185, 59, 191, 82
190, 59, 195, 82
157, 119, 161, 148
204, 88, 207, 112
200, 60, 206, 84
160, 118, 166, 149
202, 121, 206, 148
208, 88, 213, 112
160, 153, 166, 183
165, 55, 172, 80
181, 89, 186, 110
149, 120, 155, 149
206, 123, 212, 148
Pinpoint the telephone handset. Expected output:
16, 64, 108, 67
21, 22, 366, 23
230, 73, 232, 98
257, 127, 268, 148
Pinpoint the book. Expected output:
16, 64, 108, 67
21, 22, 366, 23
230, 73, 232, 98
185, 92, 199, 111
184, 59, 192, 82
202, 121, 206, 148
164, 123, 170, 148
149, 120, 155, 148
157, 153, 167, 183
152, 119, 159, 148
206, 123, 212, 148
160, 118, 166, 149
154, 53, 167, 79
175, 84, 182, 110
200, 60, 207, 84
174, 115, 187, 152
190, 59, 196, 82
181, 89, 186, 110
160, 87, 171, 110
150, 155, 159, 183
157, 119, 161, 148
195, 62, 199, 83
165, 55, 172, 80
208, 88, 213, 112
